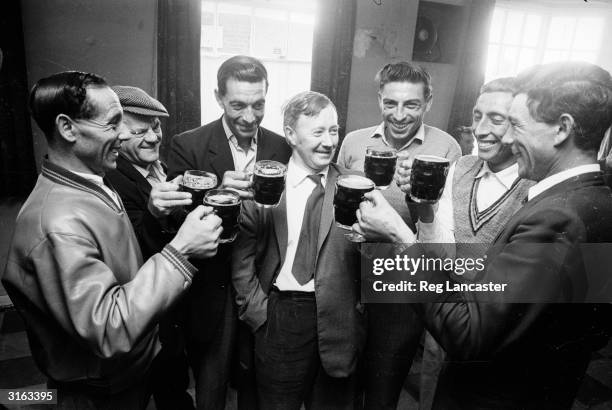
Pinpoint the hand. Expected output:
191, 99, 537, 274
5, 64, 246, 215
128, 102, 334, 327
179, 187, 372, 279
221, 171, 253, 199
352, 190, 416, 243
395, 158, 412, 194
169, 205, 223, 259
147, 175, 192, 218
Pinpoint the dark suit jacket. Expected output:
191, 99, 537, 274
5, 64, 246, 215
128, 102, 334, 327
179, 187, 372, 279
419, 171, 612, 409
231, 164, 366, 378
166, 118, 292, 342
106, 156, 171, 260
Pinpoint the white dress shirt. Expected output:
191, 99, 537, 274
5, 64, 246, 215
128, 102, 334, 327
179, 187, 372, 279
73, 170, 121, 208
527, 163, 601, 201
274, 157, 329, 292
418, 162, 520, 244
131, 160, 167, 186
222, 116, 258, 173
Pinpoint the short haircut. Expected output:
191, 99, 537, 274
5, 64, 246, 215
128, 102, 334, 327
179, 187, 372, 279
375, 61, 432, 100
282, 91, 336, 129
480, 77, 517, 95
29, 71, 108, 142
516, 62, 612, 152
217, 55, 268, 97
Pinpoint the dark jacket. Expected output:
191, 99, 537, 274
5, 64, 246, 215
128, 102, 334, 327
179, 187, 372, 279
419, 171, 612, 409
166, 118, 292, 342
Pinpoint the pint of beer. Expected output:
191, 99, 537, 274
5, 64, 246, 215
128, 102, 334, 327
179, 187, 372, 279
181, 170, 218, 211
409, 155, 450, 204
334, 174, 375, 231
253, 160, 287, 208
204, 189, 241, 243
364, 146, 398, 190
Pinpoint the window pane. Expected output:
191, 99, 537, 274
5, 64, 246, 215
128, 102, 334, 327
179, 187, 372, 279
252, 14, 288, 58
287, 13, 315, 61
503, 11, 524, 45
542, 49, 567, 64
522, 14, 541, 47
489, 8, 506, 43
546, 17, 575, 49
218, 13, 251, 54
485, 44, 500, 82
573, 17, 604, 51
517, 48, 536, 72
570, 50, 597, 63
500, 46, 519, 76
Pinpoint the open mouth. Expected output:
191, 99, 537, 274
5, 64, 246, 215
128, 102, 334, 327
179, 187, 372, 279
477, 140, 498, 149
390, 122, 410, 131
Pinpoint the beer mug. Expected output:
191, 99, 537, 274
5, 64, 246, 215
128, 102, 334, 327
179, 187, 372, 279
252, 160, 287, 208
409, 155, 450, 204
334, 175, 375, 242
181, 170, 218, 211
364, 146, 398, 190
203, 189, 242, 243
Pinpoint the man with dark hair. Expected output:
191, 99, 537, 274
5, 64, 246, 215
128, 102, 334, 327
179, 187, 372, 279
167, 55, 291, 409
106, 85, 194, 409
358, 61, 612, 409
2, 71, 222, 408
337, 61, 460, 409
232, 91, 365, 409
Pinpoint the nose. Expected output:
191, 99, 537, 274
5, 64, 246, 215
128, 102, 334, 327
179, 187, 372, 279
242, 107, 256, 124
473, 117, 491, 137
501, 128, 514, 146
393, 105, 407, 121
143, 129, 161, 143
320, 130, 334, 148
117, 123, 132, 141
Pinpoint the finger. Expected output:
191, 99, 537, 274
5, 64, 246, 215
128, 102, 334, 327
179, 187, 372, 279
223, 179, 253, 190
155, 181, 183, 192
189, 205, 211, 219
156, 190, 192, 200
352, 223, 365, 235
171, 175, 183, 185
363, 189, 384, 205
155, 199, 193, 208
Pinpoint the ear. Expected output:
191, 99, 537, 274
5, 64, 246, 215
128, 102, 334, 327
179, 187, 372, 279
424, 94, 433, 112
55, 114, 78, 143
214, 89, 224, 110
284, 125, 297, 147
377, 91, 383, 108
554, 113, 574, 147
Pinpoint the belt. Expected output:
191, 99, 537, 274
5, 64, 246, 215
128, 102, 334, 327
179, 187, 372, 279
271, 286, 316, 301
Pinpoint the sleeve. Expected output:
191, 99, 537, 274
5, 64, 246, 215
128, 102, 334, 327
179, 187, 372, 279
231, 201, 268, 332
447, 137, 462, 163
415, 207, 586, 360
166, 134, 196, 181
417, 162, 456, 249
337, 133, 352, 169
30, 235, 196, 359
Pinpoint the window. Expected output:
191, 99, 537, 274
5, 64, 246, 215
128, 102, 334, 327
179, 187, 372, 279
485, 2, 605, 82
201, 0, 316, 134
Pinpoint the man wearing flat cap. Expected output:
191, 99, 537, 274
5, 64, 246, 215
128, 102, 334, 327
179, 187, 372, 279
107, 85, 195, 409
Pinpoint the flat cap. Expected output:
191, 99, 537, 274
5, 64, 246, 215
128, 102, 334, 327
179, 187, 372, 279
111, 85, 169, 117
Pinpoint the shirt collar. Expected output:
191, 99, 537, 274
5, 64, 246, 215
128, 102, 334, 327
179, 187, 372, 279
131, 160, 164, 179
528, 163, 601, 201
222, 115, 258, 147
475, 162, 519, 190
370, 122, 425, 149
287, 156, 329, 188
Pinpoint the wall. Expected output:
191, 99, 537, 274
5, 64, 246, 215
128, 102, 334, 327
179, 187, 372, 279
20, 0, 157, 170
346, 0, 469, 134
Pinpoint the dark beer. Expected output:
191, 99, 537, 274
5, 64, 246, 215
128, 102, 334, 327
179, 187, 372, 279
409, 155, 450, 204
364, 147, 398, 189
334, 175, 375, 229
181, 170, 217, 211
253, 160, 287, 208
204, 189, 241, 243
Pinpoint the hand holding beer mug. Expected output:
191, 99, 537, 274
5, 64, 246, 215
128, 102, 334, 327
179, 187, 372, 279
252, 160, 287, 208
353, 190, 416, 243
364, 146, 398, 190
221, 170, 254, 199
147, 175, 192, 218
203, 189, 242, 243
333, 175, 375, 242
409, 155, 450, 204
181, 170, 218, 212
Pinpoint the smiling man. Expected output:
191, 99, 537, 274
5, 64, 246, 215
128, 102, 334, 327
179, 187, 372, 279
232, 91, 365, 409
166, 55, 291, 410
337, 61, 460, 409
2, 71, 222, 408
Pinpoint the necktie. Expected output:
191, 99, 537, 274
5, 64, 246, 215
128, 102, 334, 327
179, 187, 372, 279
292, 174, 325, 285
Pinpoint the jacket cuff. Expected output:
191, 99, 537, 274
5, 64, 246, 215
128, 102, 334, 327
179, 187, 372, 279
161, 244, 197, 282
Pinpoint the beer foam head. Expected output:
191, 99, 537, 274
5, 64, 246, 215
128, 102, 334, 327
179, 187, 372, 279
415, 154, 449, 164
255, 160, 286, 176
183, 174, 216, 189
339, 175, 375, 189
205, 191, 240, 205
